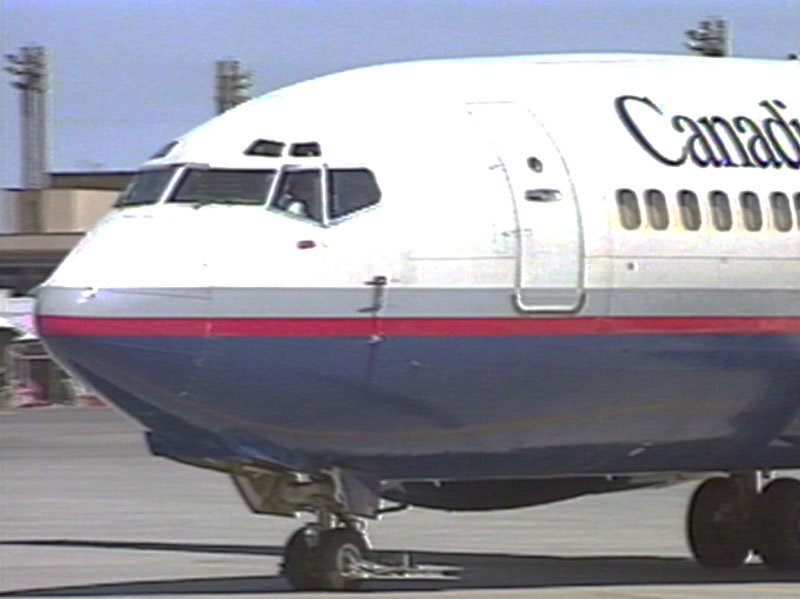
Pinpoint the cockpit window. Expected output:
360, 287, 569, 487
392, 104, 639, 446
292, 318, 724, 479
245, 139, 285, 157
169, 169, 275, 206
269, 167, 382, 225
114, 168, 177, 207
328, 169, 381, 219
289, 142, 322, 157
272, 170, 323, 222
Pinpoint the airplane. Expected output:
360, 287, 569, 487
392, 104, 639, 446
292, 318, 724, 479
34, 53, 800, 590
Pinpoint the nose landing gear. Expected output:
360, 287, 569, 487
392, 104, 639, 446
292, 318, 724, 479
687, 473, 800, 570
281, 511, 461, 591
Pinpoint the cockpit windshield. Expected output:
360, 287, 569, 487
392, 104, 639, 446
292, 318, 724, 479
272, 170, 324, 222
114, 167, 178, 207
116, 165, 381, 224
169, 169, 276, 206
270, 168, 381, 225
328, 169, 381, 219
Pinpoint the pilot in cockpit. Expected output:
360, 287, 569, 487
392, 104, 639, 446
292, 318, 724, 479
277, 183, 310, 218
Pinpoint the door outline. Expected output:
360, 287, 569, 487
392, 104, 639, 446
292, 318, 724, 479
468, 102, 585, 313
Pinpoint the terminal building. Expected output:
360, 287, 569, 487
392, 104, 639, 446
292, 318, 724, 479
0, 171, 130, 293
1, 171, 131, 406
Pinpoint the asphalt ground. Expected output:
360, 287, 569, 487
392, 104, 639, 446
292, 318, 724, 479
1, 407, 799, 599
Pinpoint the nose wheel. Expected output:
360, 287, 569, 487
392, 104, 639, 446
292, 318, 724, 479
687, 475, 800, 570
281, 512, 461, 591
283, 525, 370, 591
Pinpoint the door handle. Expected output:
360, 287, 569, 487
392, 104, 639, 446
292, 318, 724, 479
525, 189, 561, 202
513, 289, 586, 314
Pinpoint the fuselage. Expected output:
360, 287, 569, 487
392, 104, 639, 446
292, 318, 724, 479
36, 54, 800, 482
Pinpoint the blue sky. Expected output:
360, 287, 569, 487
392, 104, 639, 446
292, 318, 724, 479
2, 0, 798, 187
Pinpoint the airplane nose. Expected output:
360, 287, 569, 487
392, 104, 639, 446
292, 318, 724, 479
36, 284, 212, 424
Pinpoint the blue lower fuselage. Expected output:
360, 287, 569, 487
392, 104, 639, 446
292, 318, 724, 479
39, 316, 800, 480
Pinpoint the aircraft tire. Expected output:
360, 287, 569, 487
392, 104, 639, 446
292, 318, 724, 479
283, 527, 322, 590
687, 477, 751, 568
314, 527, 369, 590
757, 478, 800, 569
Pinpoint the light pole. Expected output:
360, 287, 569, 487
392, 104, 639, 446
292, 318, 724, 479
215, 60, 252, 115
685, 17, 732, 57
4, 46, 49, 190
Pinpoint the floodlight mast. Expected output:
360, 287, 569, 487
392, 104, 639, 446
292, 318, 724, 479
685, 17, 732, 57
215, 60, 252, 114
4, 46, 49, 190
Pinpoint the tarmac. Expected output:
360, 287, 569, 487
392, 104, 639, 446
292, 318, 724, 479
1, 407, 799, 599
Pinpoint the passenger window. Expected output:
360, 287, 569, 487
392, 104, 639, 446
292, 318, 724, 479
770, 192, 793, 232
328, 169, 381, 219
271, 170, 323, 223
739, 191, 763, 232
709, 191, 732, 231
677, 190, 701, 231
795, 193, 800, 231
115, 167, 178, 207
616, 189, 641, 230
170, 169, 275, 205
644, 189, 669, 230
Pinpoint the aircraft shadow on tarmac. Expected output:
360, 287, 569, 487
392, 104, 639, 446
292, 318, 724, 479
2, 539, 800, 596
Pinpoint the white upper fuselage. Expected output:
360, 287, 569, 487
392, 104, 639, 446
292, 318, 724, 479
46, 54, 800, 317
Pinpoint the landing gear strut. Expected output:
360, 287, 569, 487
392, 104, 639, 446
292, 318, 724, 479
687, 473, 800, 570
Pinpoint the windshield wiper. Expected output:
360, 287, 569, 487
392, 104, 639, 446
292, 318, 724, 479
192, 197, 250, 209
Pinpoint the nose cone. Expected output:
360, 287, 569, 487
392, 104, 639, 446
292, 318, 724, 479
34, 203, 217, 413
37, 283, 212, 425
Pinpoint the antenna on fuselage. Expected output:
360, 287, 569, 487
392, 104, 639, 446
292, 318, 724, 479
685, 16, 731, 57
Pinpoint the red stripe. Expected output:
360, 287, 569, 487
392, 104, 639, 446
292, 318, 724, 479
36, 315, 800, 337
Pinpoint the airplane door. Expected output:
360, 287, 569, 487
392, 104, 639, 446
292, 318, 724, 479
468, 102, 584, 312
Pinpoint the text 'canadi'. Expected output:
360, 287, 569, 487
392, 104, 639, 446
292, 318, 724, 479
616, 96, 800, 170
